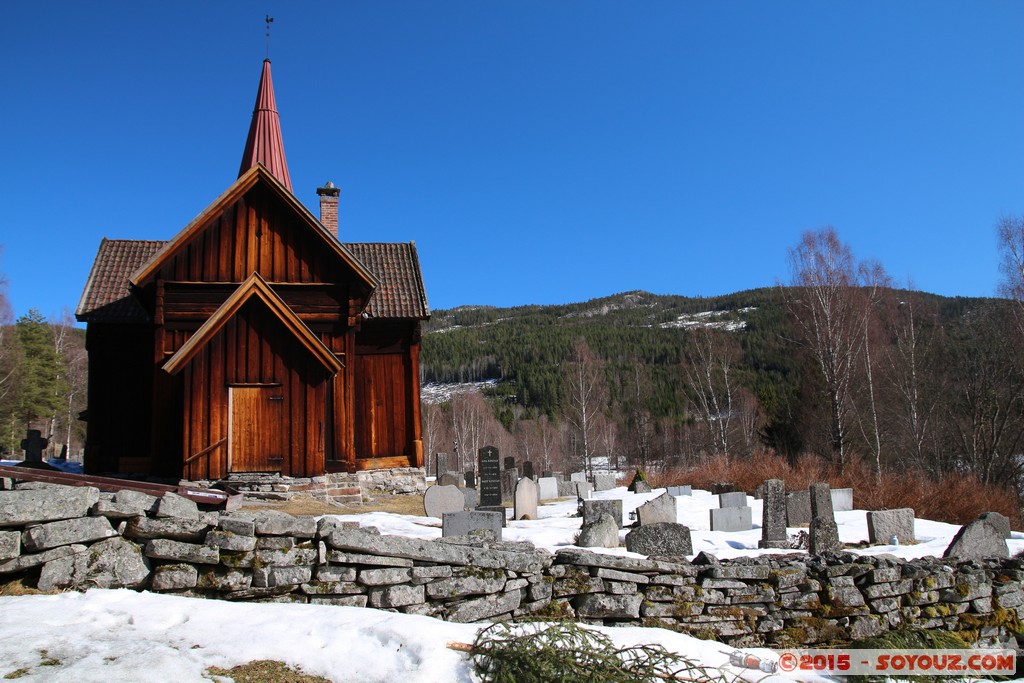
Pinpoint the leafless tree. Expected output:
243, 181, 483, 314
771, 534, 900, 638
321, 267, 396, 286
421, 401, 445, 476
625, 364, 655, 471
784, 226, 881, 470
449, 391, 488, 474
997, 214, 1024, 334
564, 339, 606, 478
682, 328, 738, 458
880, 287, 942, 474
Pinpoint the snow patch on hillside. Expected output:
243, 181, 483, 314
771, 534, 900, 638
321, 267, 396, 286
421, 380, 498, 404
660, 307, 756, 331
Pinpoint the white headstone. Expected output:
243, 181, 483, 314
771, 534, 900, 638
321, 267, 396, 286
514, 477, 539, 520
537, 477, 559, 501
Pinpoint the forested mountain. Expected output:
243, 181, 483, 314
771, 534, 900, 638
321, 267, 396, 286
420, 285, 1024, 490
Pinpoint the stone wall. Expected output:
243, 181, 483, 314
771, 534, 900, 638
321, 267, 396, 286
184, 468, 427, 503
1, 481, 1022, 649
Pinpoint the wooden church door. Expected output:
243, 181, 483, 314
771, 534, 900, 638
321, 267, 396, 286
229, 386, 284, 472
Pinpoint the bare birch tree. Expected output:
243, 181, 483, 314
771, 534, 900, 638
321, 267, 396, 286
564, 339, 606, 478
997, 214, 1024, 334
681, 328, 737, 458
784, 226, 877, 470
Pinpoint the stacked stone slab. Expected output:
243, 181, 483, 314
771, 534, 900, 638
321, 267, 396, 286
5, 480, 1024, 648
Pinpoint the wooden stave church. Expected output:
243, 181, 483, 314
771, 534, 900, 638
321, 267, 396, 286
75, 59, 429, 481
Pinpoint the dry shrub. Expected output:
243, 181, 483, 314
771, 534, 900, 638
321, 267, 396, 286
649, 452, 1020, 528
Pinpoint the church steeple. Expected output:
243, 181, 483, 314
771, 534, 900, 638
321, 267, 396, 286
238, 59, 293, 191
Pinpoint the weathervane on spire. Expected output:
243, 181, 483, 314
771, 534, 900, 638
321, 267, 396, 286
265, 15, 275, 59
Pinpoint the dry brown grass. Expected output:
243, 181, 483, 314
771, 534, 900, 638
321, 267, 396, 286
647, 451, 1021, 528
205, 660, 332, 683
242, 493, 427, 518
0, 578, 47, 597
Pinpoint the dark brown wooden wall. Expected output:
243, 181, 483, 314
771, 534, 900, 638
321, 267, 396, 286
83, 324, 155, 474
179, 300, 331, 480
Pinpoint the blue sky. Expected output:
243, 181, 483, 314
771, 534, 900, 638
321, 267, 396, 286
2, 2, 1021, 323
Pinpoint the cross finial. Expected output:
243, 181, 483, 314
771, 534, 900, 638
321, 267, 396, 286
265, 16, 275, 59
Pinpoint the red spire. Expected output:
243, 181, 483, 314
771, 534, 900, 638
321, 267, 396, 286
238, 59, 293, 191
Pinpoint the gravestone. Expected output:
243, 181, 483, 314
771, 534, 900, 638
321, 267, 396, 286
501, 469, 519, 503
537, 477, 559, 501
20, 429, 48, 464
786, 491, 812, 526
866, 508, 915, 545
522, 461, 535, 480
478, 447, 501, 507
437, 472, 461, 488
442, 511, 503, 540
582, 499, 623, 528
718, 492, 748, 509
667, 485, 692, 496
625, 522, 692, 556
632, 480, 652, 494
753, 484, 764, 500
593, 474, 616, 492
636, 492, 677, 526
462, 487, 478, 510
979, 512, 1011, 539
570, 472, 588, 483
709, 507, 752, 532
474, 506, 507, 527
759, 479, 788, 549
542, 470, 553, 479
710, 482, 736, 495
944, 519, 1009, 559
423, 484, 465, 518
808, 483, 840, 555
575, 482, 594, 500
504, 456, 516, 471
830, 488, 854, 512
464, 470, 476, 489
514, 477, 539, 520
434, 452, 448, 478
557, 480, 578, 497
576, 513, 619, 549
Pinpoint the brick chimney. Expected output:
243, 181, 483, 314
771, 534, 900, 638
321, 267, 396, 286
317, 181, 340, 238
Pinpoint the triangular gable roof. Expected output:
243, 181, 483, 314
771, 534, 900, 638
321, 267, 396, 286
162, 272, 342, 376
129, 164, 378, 292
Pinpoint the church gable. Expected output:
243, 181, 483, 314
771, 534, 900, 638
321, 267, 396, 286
131, 166, 377, 290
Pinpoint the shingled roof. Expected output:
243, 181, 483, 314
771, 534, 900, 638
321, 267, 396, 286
75, 239, 166, 323
76, 239, 429, 323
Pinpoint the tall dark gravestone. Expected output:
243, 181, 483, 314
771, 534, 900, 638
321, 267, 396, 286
522, 461, 535, 480
478, 447, 501, 507
435, 452, 448, 478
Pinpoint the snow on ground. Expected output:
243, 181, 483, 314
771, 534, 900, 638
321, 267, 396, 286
0, 484, 1021, 682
